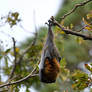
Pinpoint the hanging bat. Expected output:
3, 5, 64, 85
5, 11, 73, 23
39, 20, 61, 83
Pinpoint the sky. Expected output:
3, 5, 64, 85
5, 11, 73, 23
0, 0, 63, 43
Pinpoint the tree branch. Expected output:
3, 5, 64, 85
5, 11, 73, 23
60, 0, 92, 20
8, 37, 17, 80
50, 17, 92, 40
6, 29, 38, 83
0, 67, 38, 88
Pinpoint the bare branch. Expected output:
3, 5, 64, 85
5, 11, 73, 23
60, 0, 92, 20
0, 67, 38, 88
50, 16, 92, 40
8, 37, 17, 80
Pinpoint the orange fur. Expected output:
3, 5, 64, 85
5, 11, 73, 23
44, 58, 60, 81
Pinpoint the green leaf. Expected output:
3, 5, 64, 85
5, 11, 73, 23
5, 48, 11, 54
60, 58, 66, 68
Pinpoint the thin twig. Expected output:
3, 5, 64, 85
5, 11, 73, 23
50, 16, 92, 40
60, 0, 92, 20
0, 67, 38, 88
19, 24, 34, 34
8, 37, 17, 80
77, 22, 92, 32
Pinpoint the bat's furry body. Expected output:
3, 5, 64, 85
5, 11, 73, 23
39, 22, 61, 83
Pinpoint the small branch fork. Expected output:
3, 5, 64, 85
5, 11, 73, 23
50, 16, 92, 40
60, 0, 92, 20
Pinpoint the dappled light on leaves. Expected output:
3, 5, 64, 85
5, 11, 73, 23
71, 70, 89, 90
